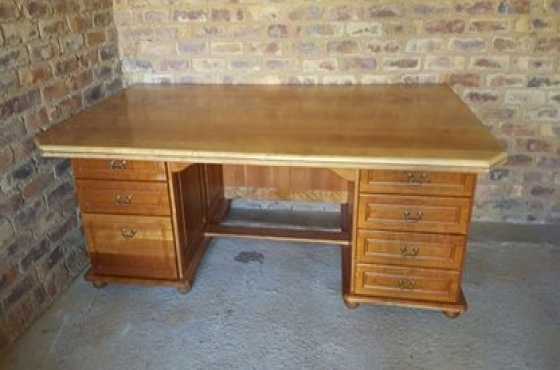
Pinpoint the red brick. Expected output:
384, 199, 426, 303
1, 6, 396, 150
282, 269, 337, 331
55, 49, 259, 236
535, 37, 560, 53
28, 40, 59, 62
268, 24, 288, 38
42, 80, 68, 103
11, 138, 36, 162
22, 172, 55, 199
464, 90, 500, 104
68, 70, 93, 91
0, 46, 29, 70
455, 1, 496, 15
39, 18, 68, 37
3, 275, 35, 308
86, 31, 106, 46
498, 0, 530, 14
425, 19, 465, 34
173, 9, 207, 22
48, 94, 82, 121
67, 14, 93, 33
52, 0, 81, 14
327, 40, 359, 54
23, 0, 51, 18
54, 57, 80, 76
0, 0, 19, 20
365, 5, 403, 17
446, 73, 481, 87
18, 64, 53, 86
469, 19, 509, 32
0, 90, 42, 121
24, 108, 49, 133
0, 146, 14, 172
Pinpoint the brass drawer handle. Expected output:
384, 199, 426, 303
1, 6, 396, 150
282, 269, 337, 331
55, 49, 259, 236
403, 210, 423, 223
406, 172, 430, 184
397, 279, 416, 290
110, 160, 128, 170
400, 246, 419, 257
121, 227, 137, 239
114, 194, 133, 205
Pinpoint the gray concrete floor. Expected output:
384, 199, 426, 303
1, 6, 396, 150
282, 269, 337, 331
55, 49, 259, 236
1, 202, 559, 370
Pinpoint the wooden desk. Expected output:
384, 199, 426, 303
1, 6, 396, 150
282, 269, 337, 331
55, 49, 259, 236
37, 85, 506, 318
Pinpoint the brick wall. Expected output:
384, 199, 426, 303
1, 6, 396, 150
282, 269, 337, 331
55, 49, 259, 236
0, 0, 122, 349
115, 0, 560, 224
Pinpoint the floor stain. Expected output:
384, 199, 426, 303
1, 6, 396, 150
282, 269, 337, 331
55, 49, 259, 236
234, 251, 264, 264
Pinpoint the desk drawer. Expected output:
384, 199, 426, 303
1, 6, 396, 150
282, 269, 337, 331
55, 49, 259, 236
83, 214, 177, 280
360, 170, 475, 197
76, 179, 171, 216
355, 264, 460, 303
358, 194, 471, 234
357, 230, 465, 270
72, 159, 167, 182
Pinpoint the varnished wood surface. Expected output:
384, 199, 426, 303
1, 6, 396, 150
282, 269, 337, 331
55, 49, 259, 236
85, 269, 190, 289
72, 159, 167, 182
223, 165, 349, 202
37, 85, 506, 172
358, 194, 472, 235
354, 264, 460, 303
76, 179, 171, 216
360, 170, 476, 197
82, 214, 178, 280
356, 230, 466, 270
167, 164, 208, 279
344, 289, 467, 314
206, 225, 351, 246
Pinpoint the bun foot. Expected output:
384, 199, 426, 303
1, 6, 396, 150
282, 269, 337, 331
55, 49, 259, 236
443, 310, 461, 319
177, 285, 191, 295
344, 300, 360, 310
92, 281, 107, 289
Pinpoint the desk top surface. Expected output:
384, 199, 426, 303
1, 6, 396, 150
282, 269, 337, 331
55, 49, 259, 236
36, 84, 506, 172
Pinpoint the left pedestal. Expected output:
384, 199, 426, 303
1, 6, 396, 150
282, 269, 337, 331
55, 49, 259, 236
73, 159, 222, 293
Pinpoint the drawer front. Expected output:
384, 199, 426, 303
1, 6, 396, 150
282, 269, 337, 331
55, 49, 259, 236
360, 170, 475, 197
83, 214, 178, 280
76, 179, 171, 216
358, 194, 471, 234
355, 264, 460, 303
72, 159, 167, 182
357, 230, 465, 269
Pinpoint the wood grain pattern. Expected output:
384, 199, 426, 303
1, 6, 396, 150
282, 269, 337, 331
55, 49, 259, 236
36, 85, 506, 172
167, 163, 214, 289
360, 170, 476, 197
355, 264, 460, 303
224, 187, 347, 203
205, 164, 228, 223
166, 163, 190, 280
168, 164, 207, 274
76, 179, 171, 216
356, 230, 466, 270
341, 174, 358, 299
358, 194, 472, 235
206, 225, 350, 246
82, 214, 178, 280
72, 159, 167, 182
223, 165, 348, 202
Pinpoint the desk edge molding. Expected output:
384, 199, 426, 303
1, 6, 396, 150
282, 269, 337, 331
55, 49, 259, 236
37, 145, 507, 173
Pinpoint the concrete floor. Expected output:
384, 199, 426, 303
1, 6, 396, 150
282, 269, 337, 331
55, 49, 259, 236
1, 203, 559, 370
